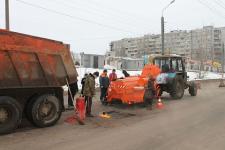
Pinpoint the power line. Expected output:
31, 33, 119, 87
216, 0, 225, 8
213, 0, 225, 10
197, 0, 225, 19
70, 0, 152, 23
47, 0, 150, 32
55, 0, 157, 31
73, 36, 128, 41
15, 0, 138, 34
65, 0, 159, 31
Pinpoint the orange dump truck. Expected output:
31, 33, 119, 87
0, 29, 77, 134
107, 64, 161, 104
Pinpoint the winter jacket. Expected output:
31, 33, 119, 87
81, 77, 86, 94
144, 78, 155, 100
109, 72, 117, 81
99, 72, 110, 88
83, 74, 95, 97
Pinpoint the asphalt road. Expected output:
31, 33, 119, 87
1, 81, 225, 150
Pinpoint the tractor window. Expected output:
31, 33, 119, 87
154, 59, 161, 68
154, 59, 170, 70
171, 59, 178, 71
163, 59, 170, 65
177, 59, 183, 72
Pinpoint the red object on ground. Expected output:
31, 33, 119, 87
65, 116, 77, 124
65, 97, 86, 125
75, 96, 86, 120
156, 98, 164, 109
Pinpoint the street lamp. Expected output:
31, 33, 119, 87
219, 43, 225, 87
161, 0, 176, 55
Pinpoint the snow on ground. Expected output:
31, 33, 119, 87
201, 71, 223, 79
187, 72, 199, 81
64, 67, 224, 91
188, 71, 223, 80
75, 67, 141, 89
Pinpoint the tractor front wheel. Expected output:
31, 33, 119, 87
189, 82, 197, 96
170, 77, 184, 99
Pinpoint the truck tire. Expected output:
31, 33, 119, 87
0, 96, 22, 134
189, 82, 197, 96
170, 76, 184, 99
25, 95, 38, 124
27, 94, 62, 128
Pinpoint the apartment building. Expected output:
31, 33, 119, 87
109, 26, 225, 64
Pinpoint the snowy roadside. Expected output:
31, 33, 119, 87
63, 67, 141, 91
63, 67, 224, 91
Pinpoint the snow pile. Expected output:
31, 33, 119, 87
103, 65, 116, 70
201, 72, 222, 80
187, 72, 199, 81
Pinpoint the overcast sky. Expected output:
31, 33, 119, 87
0, 0, 225, 54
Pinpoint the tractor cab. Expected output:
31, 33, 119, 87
152, 55, 188, 83
149, 54, 196, 99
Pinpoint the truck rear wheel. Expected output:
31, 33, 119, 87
170, 77, 184, 99
0, 96, 22, 134
27, 94, 62, 128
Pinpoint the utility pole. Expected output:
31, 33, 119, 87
5, 0, 10, 30
161, 16, 165, 55
161, 0, 175, 55
190, 31, 193, 59
219, 43, 225, 87
199, 31, 204, 79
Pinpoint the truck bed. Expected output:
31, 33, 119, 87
0, 29, 77, 88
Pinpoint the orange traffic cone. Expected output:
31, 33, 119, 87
156, 97, 164, 109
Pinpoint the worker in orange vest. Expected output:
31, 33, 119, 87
109, 69, 117, 82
